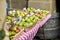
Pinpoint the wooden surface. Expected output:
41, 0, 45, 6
7, 0, 26, 9
28, 0, 56, 13
0, 0, 6, 30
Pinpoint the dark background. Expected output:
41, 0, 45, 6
56, 0, 60, 13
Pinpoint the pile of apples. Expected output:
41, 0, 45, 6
6, 8, 49, 39
9, 25, 21, 39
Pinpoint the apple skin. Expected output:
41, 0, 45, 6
27, 8, 31, 12
7, 16, 12, 20
25, 17, 29, 20
24, 23, 28, 27
12, 13, 15, 16
19, 22, 25, 27
29, 22, 33, 26
17, 10, 20, 14
22, 19, 25, 22
15, 27, 20, 33
17, 10, 25, 17
15, 29, 20, 33
10, 26, 17, 31
6, 16, 12, 22
15, 22, 19, 26
9, 31, 16, 39
9, 26, 20, 34
9, 31, 16, 36
29, 16, 34, 20
27, 8, 36, 12
27, 19, 31, 22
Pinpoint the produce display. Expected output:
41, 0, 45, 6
6, 8, 49, 40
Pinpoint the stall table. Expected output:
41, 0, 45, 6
13, 14, 51, 40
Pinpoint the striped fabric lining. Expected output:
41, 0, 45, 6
13, 14, 51, 40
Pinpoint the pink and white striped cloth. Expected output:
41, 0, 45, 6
13, 14, 51, 40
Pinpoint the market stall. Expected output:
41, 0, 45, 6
4, 8, 51, 40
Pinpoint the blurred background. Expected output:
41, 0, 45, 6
0, 0, 60, 40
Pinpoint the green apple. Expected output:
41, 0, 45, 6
20, 12, 25, 16
24, 23, 31, 27
19, 23, 23, 26
9, 31, 16, 39
38, 16, 43, 19
19, 22, 25, 26
6, 19, 11, 22
25, 17, 29, 20
30, 8, 36, 12
15, 22, 19, 26
11, 12, 15, 16
9, 31, 16, 36
29, 16, 34, 20
27, 8, 31, 12
7, 16, 12, 22
30, 22, 33, 26
46, 11, 49, 14
9, 26, 18, 31
22, 19, 25, 22
24, 23, 27, 27
17, 10, 20, 14
27, 19, 31, 22
32, 19, 36, 23
7, 16, 12, 20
